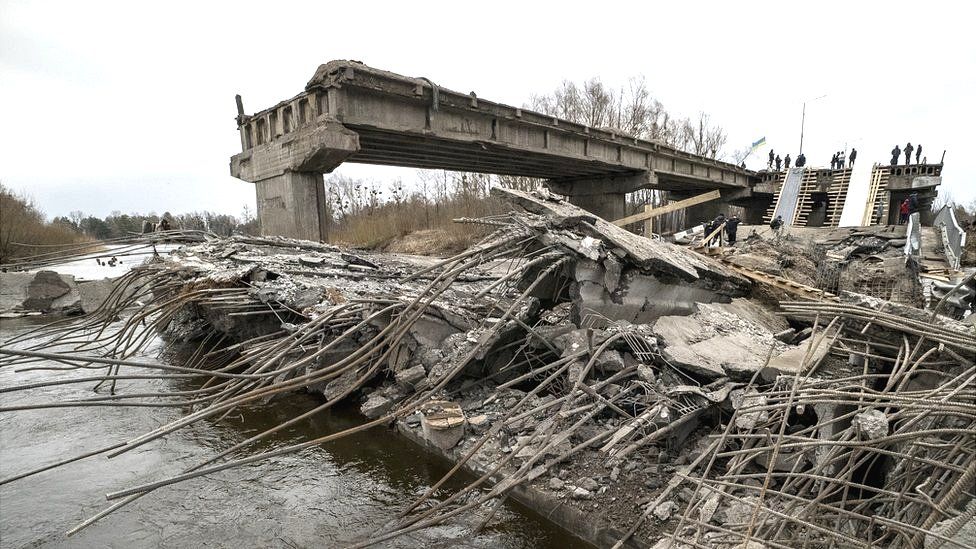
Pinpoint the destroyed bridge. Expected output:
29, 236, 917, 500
230, 60, 762, 241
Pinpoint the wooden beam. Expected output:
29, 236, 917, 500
612, 189, 722, 227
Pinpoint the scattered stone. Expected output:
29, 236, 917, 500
853, 409, 889, 439
361, 393, 394, 419
394, 364, 427, 390
732, 389, 769, 430
548, 477, 565, 490
467, 414, 489, 433
570, 487, 593, 500
578, 477, 599, 492
594, 349, 626, 373
653, 500, 679, 521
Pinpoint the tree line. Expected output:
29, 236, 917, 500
0, 181, 260, 263
49, 208, 259, 240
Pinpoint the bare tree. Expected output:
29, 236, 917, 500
528, 77, 728, 157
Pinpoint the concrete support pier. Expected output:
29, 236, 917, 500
567, 194, 627, 222
549, 172, 657, 222
255, 172, 330, 241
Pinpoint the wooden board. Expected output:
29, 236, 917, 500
612, 190, 722, 227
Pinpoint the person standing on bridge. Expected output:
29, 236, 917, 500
796, 153, 806, 167
725, 214, 741, 245
775, 155, 782, 171
849, 148, 857, 168
915, 143, 922, 164
830, 153, 838, 170
891, 145, 901, 166
768, 149, 775, 170
904, 142, 914, 165
784, 154, 791, 169
838, 150, 846, 169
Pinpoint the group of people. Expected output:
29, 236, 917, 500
768, 149, 792, 171
891, 142, 926, 166
765, 148, 860, 171
703, 213, 741, 246
830, 148, 857, 169
94, 256, 122, 267
765, 150, 809, 172
142, 217, 172, 233
897, 192, 920, 224
700, 210, 796, 247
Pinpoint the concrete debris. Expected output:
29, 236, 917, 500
571, 487, 594, 500
653, 500, 679, 521
361, 393, 395, 419
420, 400, 466, 450
1, 271, 80, 314
3, 190, 974, 549
853, 409, 889, 439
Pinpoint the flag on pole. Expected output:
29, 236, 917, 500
750, 137, 767, 152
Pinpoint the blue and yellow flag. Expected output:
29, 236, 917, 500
750, 137, 767, 152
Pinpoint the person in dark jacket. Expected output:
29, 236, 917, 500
709, 214, 727, 245
915, 144, 922, 164
849, 148, 857, 168
784, 154, 791, 169
770, 215, 784, 238
796, 153, 806, 167
891, 145, 901, 166
725, 215, 741, 245
768, 149, 775, 170
830, 153, 838, 170
904, 142, 914, 165
775, 155, 782, 171
908, 192, 919, 214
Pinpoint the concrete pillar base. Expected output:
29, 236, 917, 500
255, 171, 329, 241
548, 172, 655, 222
568, 194, 627, 222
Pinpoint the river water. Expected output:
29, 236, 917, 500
0, 317, 585, 548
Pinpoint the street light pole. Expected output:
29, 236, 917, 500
799, 94, 826, 157
799, 102, 807, 156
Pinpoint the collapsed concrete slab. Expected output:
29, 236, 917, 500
652, 303, 789, 379
0, 271, 81, 315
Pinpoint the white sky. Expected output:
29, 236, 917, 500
2, 0, 974, 224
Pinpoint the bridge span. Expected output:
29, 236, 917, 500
231, 60, 763, 240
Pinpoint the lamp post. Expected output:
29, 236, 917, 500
799, 94, 827, 156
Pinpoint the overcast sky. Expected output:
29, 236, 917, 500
2, 0, 974, 225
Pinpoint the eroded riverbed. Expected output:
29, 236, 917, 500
0, 317, 586, 548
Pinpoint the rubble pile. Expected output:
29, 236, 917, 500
732, 226, 928, 308
1, 190, 974, 549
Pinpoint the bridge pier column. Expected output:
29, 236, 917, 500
547, 172, 656, 223
567, 194, 627, 222
254, 172, 330, 242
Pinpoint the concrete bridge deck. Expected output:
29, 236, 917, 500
231, 60, 762, 240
